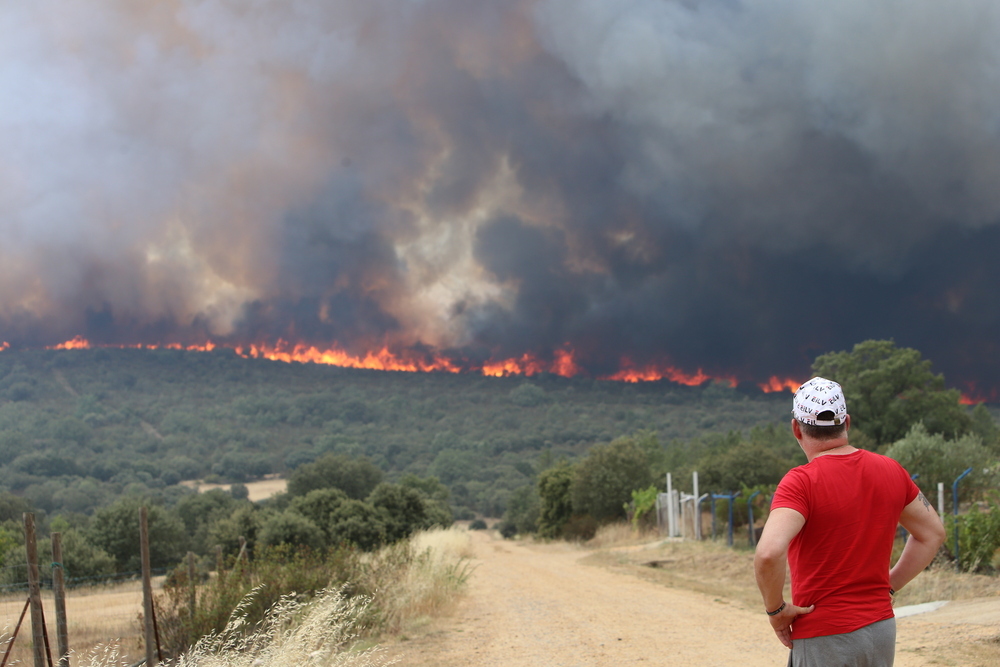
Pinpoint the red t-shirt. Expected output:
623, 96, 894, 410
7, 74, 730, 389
770, 449, 919, 639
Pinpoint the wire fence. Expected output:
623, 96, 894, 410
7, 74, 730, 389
0, 577, 153, 666
0, 566, 169, 594
2, 510, 175, 667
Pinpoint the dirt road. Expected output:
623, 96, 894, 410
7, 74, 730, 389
386, 530, 1000, 666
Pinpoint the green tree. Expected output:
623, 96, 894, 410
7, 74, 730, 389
571, 436, 655, 522
258, 510, 325, 550
51, 528, 117, 581
367, 482, 435, 543
884, 423, 997, 500
398, 474, 453, 527
697, 442, 790, 492
87, 498, 188, 571
326, 499, 386, 551
969, 403, 1000, 454
502, 484, 540, 535
0, 492, 32, 522
536, 462, 574, 538
286, 454, 383, 499
207, 504, 262, 558
812, 340, 970, 448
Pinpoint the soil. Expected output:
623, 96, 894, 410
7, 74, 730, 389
384, 530, 1000, 666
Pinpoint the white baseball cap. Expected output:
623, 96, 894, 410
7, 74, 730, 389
792, 377, 848, 426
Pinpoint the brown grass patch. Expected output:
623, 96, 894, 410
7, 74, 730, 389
180, 475, 287, 502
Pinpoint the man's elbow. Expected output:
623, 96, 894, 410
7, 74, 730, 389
911, 517, 946, 550
754, 543, 786, 570
929, 519, 947, 549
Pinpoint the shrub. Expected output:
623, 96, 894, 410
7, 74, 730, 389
468, 519, 488, 530
496, 521, 516, 539
155, 529, 472, 661
562, 514, 598, 541
947, 497, 1000, 573
885, 424, 997, 501
156, 544, 361, 657
537, 463, 574, 538
571, 438, 654, 522
630, 486, 658, 530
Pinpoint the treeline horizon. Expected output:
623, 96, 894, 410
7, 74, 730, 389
0, 340, 996, 578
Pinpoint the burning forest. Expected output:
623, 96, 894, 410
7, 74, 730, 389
3, 1, 1000, 399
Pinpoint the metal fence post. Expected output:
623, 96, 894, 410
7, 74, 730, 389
952, 467, 973, 572
747, 490, 762, 547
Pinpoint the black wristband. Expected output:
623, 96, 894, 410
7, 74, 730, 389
766, 602, 786, 616
889, 588, 895, 596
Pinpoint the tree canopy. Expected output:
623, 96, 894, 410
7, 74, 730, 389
812, 340, 970, 448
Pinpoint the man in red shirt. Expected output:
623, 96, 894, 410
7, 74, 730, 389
754, 377, 946, 665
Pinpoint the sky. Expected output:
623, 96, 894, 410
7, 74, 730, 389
3, 0, 1000, 394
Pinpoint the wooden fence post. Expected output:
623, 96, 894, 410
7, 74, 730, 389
187, 552, 197, 620
23, 513, 48, 667
140, 507, 157, 667
51, 533, 69, 667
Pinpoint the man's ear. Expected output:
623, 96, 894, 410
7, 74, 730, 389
791, 418, 803, 440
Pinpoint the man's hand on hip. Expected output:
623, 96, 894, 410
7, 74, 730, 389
768, 603, 815, 649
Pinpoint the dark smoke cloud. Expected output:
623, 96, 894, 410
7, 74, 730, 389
3, 0, 1000, 394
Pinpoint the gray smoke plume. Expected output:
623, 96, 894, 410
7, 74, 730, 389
2, 0, 1000, 394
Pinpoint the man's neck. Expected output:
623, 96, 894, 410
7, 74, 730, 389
804, 439, 856, 462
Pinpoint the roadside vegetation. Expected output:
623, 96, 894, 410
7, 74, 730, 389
501, 340, 1000, 575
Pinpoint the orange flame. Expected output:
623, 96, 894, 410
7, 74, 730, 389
34, 336, 819, 392
956, 380, 996, 405
0, 341, 9, 352
236, 340, 464, 374
52, 335, 91, 350
603, 359, 736, 387
758, 376, 802, 393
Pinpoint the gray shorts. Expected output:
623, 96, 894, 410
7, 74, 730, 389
787, 618, 895, 667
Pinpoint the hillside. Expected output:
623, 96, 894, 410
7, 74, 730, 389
0, 347, 791, 518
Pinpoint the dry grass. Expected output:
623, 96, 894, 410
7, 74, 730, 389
579, 521, 1000, 611
0, 528, 472, 667
359, 527, 474, 635
893, 561, 1000, 606
180, 476, 287, 502
71, 588, 396, 667
585, 522, 661, 549
0, 580, 150, 666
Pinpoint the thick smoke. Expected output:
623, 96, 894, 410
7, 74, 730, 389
3, 0, 1000, 393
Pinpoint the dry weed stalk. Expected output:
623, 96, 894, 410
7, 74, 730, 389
360, 528, 474, 633
74, 588, 395, 667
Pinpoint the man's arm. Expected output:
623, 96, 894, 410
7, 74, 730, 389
754, 507, 814, 649
890, 492, 946, 593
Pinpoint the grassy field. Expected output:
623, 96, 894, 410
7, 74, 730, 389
179, 476, 289, 502
0, 579, 149, 665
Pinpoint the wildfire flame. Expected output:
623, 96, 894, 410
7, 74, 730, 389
758, 376, 803, 394
958, 382, 995, 405
17, 336, 808, 392
52, 336, 91, 350
606, 362, 732, 387
7, 336, 985, 401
